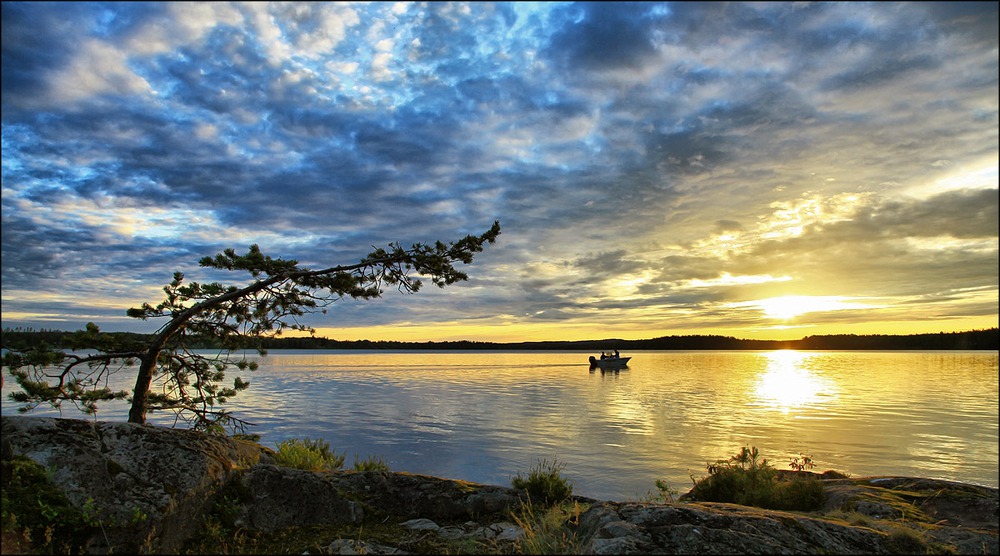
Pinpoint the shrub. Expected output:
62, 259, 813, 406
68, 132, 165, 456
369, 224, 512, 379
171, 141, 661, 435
273, 438, 345, 471
685, 446, 826, 511
774, 474, 826, 510
511, 459, 573, 505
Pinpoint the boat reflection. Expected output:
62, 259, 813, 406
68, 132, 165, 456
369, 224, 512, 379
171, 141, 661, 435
590, 367, 627, 376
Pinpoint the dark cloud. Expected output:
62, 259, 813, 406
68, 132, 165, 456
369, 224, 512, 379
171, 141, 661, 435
545, 2, 670, 72
1, 2, 91, 109
808, 188, 999, 242
820, 52, 942, 93
919, 1, 999, 46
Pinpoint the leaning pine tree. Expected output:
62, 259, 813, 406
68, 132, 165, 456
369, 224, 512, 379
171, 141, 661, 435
2, 222, 500, 434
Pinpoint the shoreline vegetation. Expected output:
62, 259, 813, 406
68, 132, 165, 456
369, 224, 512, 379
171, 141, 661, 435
2, 326, 997, 351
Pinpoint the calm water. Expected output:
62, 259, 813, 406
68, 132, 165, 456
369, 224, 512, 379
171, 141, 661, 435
3, 350, 997, 501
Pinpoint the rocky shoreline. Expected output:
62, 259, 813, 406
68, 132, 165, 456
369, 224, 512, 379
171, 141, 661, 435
2, 416, 997, 554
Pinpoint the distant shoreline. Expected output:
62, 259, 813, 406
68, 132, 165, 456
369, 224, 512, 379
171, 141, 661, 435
3, 327, 997, 351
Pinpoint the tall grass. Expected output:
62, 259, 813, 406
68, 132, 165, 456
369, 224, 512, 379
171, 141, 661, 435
511, 500, 585, 554
352, 454, 390, 472
511, 458, 573, 505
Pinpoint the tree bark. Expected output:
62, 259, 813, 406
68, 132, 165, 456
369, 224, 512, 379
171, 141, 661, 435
128, 350, 159, 423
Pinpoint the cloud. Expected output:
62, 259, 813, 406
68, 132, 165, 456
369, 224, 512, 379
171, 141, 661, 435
2, 2, 996, 340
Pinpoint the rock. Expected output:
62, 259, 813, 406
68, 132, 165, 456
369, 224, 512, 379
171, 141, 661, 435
1, 415, 273, 553
2, 415, 997, 555
492, 521, 525, 541
321, 539, 410, 555
576, 475, 999, 555
235, 463, 366, 531
400, 518, 440, 531
578, 501, 885, 554
332, 470, 521, 521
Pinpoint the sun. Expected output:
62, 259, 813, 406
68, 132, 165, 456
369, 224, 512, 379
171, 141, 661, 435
753, 295, 870, 320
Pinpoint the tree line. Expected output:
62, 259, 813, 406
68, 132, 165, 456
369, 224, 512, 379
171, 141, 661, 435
5, 327, 996, 351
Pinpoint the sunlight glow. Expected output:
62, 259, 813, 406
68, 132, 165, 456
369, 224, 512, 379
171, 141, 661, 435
754, 351, 836, 412
687, 192, 874, 258
907, 157, 999, 199
759, 192, 871, 241
738, 295, 875, 320
604, 391, 655, 435
684, 272, 792, 288
605, 270, 657, 296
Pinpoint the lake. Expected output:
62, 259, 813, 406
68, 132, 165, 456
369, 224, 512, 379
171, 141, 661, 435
2, 350, 997, 501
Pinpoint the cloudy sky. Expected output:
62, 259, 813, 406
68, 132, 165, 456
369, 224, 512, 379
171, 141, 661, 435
2, 2, 997, 343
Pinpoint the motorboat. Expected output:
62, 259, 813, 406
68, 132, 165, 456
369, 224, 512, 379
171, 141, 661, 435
589, 354, 631, 369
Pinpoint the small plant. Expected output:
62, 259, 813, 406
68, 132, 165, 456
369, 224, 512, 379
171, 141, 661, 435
789, 453, 815, 472
651, 479, 678, 503
511, 458, 573, 506
273, 437, 345, 471
352, 454, 390, 472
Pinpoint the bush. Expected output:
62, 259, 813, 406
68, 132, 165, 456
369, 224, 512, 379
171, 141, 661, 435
511, 459, 573, 505
273, 438, 345, 471
685, 446, 826, 511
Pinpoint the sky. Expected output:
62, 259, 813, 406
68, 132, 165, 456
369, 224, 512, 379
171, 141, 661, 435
2, 2, 997, 343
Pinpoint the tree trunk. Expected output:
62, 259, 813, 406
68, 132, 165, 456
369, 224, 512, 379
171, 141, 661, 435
128, 350, 159, 424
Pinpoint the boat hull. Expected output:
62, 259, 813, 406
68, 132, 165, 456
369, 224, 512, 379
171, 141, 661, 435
589, 356, 631, 369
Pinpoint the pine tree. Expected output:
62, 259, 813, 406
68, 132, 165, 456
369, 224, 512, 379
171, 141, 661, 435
2, 222, 500, 434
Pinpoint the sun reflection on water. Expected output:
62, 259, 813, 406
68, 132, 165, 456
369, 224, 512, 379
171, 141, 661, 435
754, 351, 837, 412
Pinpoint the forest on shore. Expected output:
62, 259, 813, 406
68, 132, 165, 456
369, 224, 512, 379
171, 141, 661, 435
2, 327, 997, 351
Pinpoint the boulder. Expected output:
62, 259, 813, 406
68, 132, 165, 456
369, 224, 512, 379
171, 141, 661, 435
1, 416, 274, 553
577, 501, 885, 554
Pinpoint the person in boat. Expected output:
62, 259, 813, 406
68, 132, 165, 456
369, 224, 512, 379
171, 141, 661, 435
600, 352, 607, 360
614, 349, 620, 358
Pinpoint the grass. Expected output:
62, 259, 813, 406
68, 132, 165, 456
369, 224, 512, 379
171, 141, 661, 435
272, 438, 392, 473
272, 437, 345, 472
511, 499, 586, 554
504, 459, 583, 554
352, 453, 390, 472
510, 458, 573, 506
883, 524, 926, 554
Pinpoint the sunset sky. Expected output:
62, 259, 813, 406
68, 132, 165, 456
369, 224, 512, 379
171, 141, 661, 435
2, 2, 997, 343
